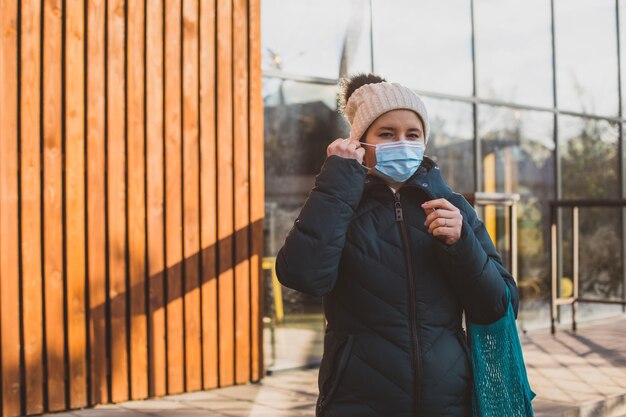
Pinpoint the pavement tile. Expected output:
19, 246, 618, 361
42, 414, 82, 417
161, 390, 227, 401
180, 399, 256, 411
63, 408, 149, 417
216, 404, 311, 417
533, 399, 579, 417
116, 400, 195, 410
209, 386, 269, 403
131, 408, 226, 417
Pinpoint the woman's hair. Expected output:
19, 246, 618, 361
338, 73, 386, 115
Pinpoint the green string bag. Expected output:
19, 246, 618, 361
467, 286, 536, 417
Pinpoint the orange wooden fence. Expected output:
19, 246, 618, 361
0, 0, 264, 415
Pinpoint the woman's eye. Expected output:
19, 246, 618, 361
380, 132, 393, 138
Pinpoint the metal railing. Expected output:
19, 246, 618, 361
464, 192, 520, 281
550, 199, 626, 334
262, 256, 284, 324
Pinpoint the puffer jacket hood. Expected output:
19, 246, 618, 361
276, 155, 519, 417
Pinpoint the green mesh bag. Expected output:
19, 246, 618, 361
467, 287, 536, 417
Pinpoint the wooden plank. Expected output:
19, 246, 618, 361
146, 0, 167, 398
248, 0, 264, 382
127, 0, 148, 400
216, 0, 235, 387
233, 0, 250, 385
0, 0, 22, 414
164, 0, 185, 394
199, 0, 219, 390
19, 0, 45, 412
65, 0, 88, 407
42, 0, 66, 410
182, 0, 202, 392
87, 0, 109, 405
107, 0, 128, 402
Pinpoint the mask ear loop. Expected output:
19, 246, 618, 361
358, 142, 376, 169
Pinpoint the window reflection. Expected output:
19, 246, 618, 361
372, 0, 473, 96
559, 116, 622, 316
560, 207, 624, 306
479, 106, 554, 328
261, 0, 372, 79
263, 79, 347, 252
559, 116, 619, 199
475, 0, 553, 107
555, 0, 619, 116
422, 97, 475, 193
263, 79, 346, 370
260, 0, 626, 334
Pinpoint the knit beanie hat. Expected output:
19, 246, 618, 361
343, 82, 430, 144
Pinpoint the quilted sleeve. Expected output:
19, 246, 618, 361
435, 194, 520, 325
275, 155, 368, 297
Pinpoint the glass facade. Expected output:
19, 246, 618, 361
474, 0, 553, 107
373, 0, 474, 96
262, 0, 626, 337
554, 0, 619, 116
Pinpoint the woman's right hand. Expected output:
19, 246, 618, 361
327, 138, 365, 164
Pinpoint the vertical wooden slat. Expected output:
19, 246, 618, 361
182, 0, 202, 392
87, 0, 109, 405
128, 0, 148, 400
233, 0, 250, 385
20, 0, 45, 412
146, 0, 167, 398
66, 0, 88, 407
164, 0, 185, 394
0, 0, 22, 414
199, 0, 219, 390
248, 0, 264, 382
217, 0, 235, 387
3, 0, 263, 410
107, 0, 128, 402
43, 0, 66, 410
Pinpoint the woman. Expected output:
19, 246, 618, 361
275, 73, 518, 417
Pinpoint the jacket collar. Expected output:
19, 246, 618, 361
363, 156, 454, 200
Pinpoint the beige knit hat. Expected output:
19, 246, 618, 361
344, 82, 430, 144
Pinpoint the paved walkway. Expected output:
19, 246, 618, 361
47, 317, 626, 417
524, 317, 626, 417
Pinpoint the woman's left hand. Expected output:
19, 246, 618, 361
422, 199, 463, 246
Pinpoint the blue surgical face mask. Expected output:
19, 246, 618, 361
361, 140, 425, 183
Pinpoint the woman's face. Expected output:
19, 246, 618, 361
361, 109, 425, 169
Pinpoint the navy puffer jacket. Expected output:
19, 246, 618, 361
276, 155, 519, 417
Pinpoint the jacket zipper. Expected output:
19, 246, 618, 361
394, 191, 422, 415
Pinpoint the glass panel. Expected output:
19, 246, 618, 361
474, 0, 553, 107
263, 78, 345, 370
558, 116, 622, 324
372, 0, 473, 96
560, 205, 624, 323
559, 116, 619, 199
422, 97, 475, 193
261, 0, 372, 79
578, 208, 623, 301
479, 105, 555, 330
555, 0, 619, 116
